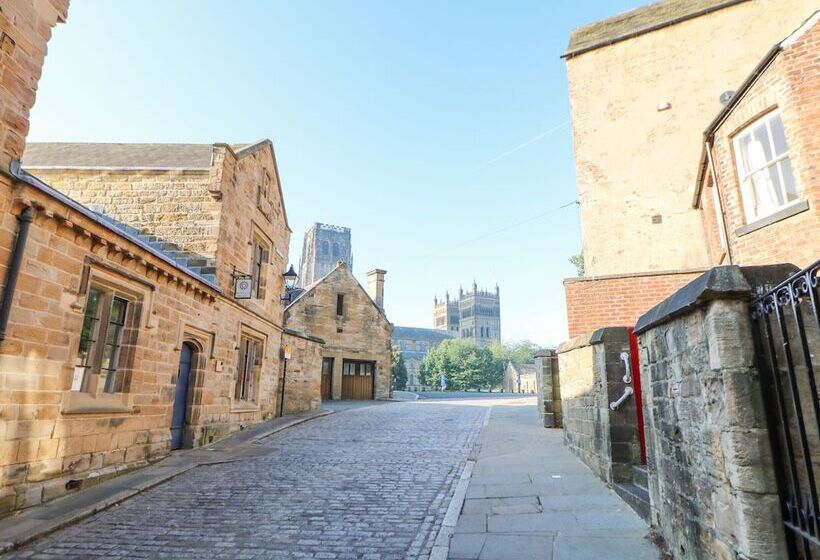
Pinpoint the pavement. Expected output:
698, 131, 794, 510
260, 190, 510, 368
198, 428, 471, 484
444, 398, 660, 560
1, 395, 660, 559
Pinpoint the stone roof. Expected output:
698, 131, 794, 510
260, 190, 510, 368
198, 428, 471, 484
22, 140, 273, 170
564, 0, 748, 58
392, 326, 456, 343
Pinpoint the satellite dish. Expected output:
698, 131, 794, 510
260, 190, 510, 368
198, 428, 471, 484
719, 90, 736, 106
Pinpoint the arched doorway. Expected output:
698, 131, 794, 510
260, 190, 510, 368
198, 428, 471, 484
170, 342, 195, 450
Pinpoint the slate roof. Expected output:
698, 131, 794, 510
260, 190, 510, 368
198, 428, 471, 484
392, 326, 456, 343
564, 0, 748, 58
23, 143, 216, 169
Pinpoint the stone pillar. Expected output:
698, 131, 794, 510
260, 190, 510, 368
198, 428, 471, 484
534, 349, 561, 428
366, 269, 386, 310
634, 265, 795, 560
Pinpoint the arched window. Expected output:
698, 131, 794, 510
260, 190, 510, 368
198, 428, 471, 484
321, 241, 329, 256
332, 242, 340, 258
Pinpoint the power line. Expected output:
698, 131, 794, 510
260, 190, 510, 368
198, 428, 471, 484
474, 120, 571, 171
422, 199, 578, 259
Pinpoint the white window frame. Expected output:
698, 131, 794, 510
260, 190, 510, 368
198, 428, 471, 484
732, 111, 797, 222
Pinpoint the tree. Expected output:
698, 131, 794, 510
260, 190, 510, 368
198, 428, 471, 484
489, 340, 540, 365
419, 339, 502, 391
569, 253, 585, 277
391, 347, 408, 390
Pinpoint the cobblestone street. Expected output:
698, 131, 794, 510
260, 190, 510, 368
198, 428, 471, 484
6, 400, 487, 560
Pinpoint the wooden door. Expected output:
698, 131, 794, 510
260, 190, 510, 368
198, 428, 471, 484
341, 360, 374, 400
321, 357, 333, 400
171, 343, 194, 450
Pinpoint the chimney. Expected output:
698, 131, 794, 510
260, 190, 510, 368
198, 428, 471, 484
366, 269, 386, 311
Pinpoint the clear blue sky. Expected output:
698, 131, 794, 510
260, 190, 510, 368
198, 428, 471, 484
28, 0, 641, 346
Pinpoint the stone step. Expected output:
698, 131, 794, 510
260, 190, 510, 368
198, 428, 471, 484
614, 482, 650, 522
632, 464, 649, 491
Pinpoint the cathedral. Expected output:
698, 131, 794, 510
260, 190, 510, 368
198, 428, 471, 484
433, 282, 501, 345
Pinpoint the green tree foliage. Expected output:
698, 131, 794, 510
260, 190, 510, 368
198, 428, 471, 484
569, 253, 585, 277
391, 347, 408, 390
419, 339, 502, 391
488, 340, 540, 365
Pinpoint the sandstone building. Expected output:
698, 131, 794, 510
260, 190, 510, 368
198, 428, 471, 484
297, 222, 352, 287
562, 0, 816, 337
285, 263, 392, 400
503, 362, 536, 394
433, 282, 500, 345
0, 0, 324, 515
391, 326, 455, 390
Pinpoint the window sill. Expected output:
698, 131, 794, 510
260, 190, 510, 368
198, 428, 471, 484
230, 403, 259, 413
735, 200, 810, 237
62, 391, 132, 415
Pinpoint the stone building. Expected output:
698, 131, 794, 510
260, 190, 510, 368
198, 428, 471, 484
0, 0, 324, 514
433, 282, 500, 346
562, 0, 816, 337
297, 222, 352, 287
695, 11, 819, 270
502, 362, 536, 394
285, 263, 392, 400
391, 326, 455, 390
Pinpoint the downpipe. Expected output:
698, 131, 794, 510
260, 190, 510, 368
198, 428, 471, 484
0, 207, 33, 342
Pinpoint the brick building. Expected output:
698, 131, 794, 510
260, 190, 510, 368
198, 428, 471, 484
562, 0, 816, 337
284, 263, 392, 401
695, 11, 819, 269
0, 0, 324, 515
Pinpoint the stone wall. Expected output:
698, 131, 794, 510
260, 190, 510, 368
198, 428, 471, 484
281, 330, 323, 415
32, 168, 222, 259
534, 350, 561, 428
564, 270, 703, 337
634, 266, 792, 559
557, 328, 642, 484
0, 0, 69, 171
565, 0, 815, 277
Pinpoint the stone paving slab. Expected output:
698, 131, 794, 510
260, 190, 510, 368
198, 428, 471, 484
447, 399, 660, 560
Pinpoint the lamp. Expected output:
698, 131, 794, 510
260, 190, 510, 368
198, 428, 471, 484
283, 265, 298, 290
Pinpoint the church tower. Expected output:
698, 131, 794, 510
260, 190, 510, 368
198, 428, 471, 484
298, 223, 353, 287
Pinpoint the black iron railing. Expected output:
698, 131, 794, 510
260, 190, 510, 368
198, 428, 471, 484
751, 260, 820, 559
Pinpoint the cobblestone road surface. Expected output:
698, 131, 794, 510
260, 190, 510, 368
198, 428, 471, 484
8, 400, 485, 560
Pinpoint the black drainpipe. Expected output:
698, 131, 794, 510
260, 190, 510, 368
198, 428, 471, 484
0, 207, 33, 342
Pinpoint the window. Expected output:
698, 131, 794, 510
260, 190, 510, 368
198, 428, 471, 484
332, 242, 340, 258
336, 294, 344, 316
321, 241, 329, 256
733, 111, 797, 221
73, 286, 134, 394
343, 361, 373, 376
251, 239, 269, 299
235, 335, 263, 402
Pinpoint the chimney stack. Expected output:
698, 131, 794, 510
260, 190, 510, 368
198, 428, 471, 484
366, 269, 386, 311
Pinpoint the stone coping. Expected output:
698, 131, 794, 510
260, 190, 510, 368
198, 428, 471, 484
557, 326, 629, 354
633, 264, 799, 335
283, 327, 325, 345
534, 349, 556, 358
563, 267, 706, 285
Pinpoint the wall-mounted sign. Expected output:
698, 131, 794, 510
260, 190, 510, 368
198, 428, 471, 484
234, 276, 253, 299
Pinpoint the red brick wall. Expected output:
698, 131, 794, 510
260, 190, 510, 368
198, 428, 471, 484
701, 17, 819, 269
564, 271, 703, 338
